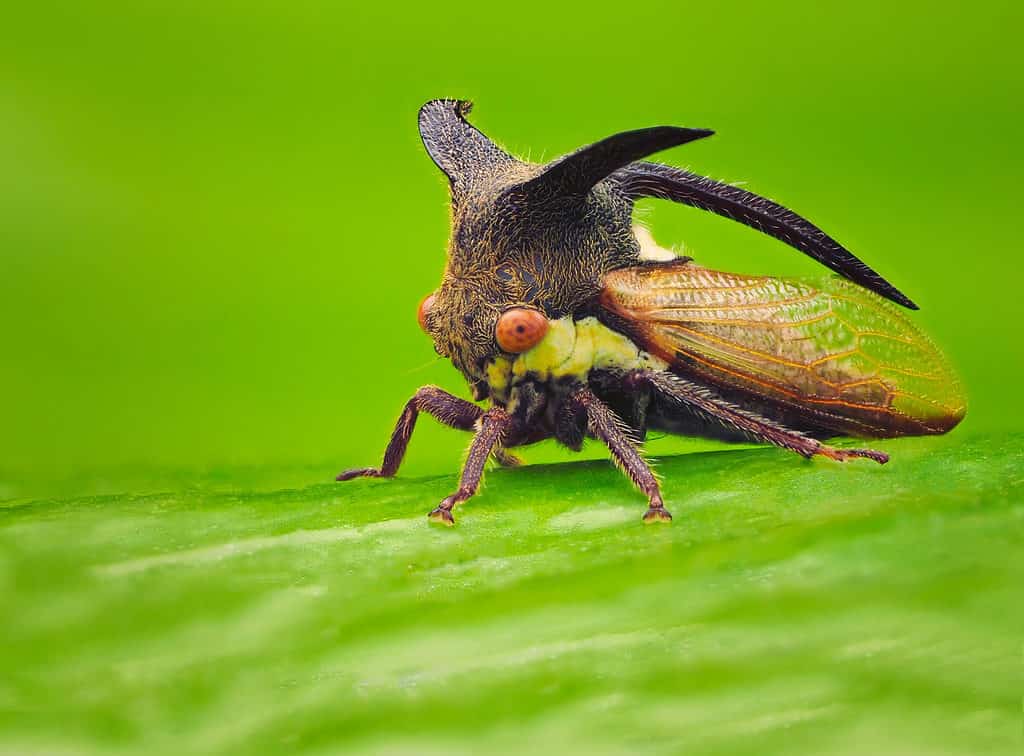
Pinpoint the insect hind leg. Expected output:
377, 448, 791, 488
639, 371, 889, 464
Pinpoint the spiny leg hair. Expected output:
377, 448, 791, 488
637, 370, 889, 464
566, 385, 671, 523
336, 385, 483, 481
428, 407, 511, 525
491, 447, 524, 468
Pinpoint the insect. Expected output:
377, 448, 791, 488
337, 99, 965, 525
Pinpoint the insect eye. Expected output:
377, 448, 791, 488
417, 293, 436, 333
495, 308, 549, 353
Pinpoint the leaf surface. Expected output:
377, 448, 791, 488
1, 434, 1021, 755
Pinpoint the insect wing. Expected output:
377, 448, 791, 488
598, 262, 965, 436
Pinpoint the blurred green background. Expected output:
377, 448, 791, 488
3, 4, 1023, 755
2, 0, 1021, 497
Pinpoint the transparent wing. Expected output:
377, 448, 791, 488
599, 262, 965, 437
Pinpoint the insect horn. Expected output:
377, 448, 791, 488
614, 161, 918, 310
418, 99, 517, 191
517, 126, 714, 199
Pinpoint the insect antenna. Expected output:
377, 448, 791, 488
404, 355, 447, 376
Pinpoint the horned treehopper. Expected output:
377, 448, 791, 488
337, 100, 965, 525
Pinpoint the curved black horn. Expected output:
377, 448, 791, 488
519, 126, 713, 199
615, 162, 918, 310
418, 100, 515, 188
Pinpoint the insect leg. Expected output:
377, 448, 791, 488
641, 371, 889, 464
336, 385, 483, 481
428, 408, 511, 526
491, 448, 524, 468
566, 386, 671, 523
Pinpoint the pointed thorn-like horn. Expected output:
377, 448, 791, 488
520, 126, 713, 199
418, 99, 515, 187
615, 162, 918, 309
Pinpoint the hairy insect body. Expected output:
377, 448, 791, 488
337, 100, 964, 525
431, 193, 639, 381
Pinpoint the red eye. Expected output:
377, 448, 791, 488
417, 293, 436, 333
496, 308, 548, 353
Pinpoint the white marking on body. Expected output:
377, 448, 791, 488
634, 225, 679, 261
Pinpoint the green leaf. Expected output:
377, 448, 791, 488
2, 433, 1021, 755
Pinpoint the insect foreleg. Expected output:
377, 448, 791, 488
640, 371, 889, 464
336, 385, 483, 482
428, 407, 511, 525
565, 385, 671, 523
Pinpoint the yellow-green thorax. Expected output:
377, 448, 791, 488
485, 316, 667, 408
